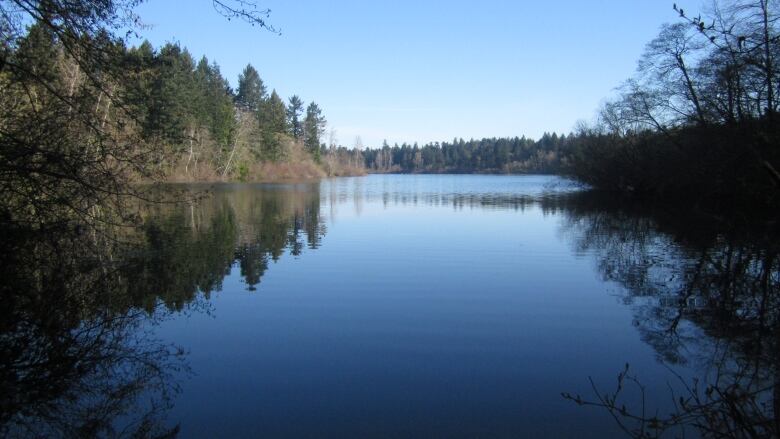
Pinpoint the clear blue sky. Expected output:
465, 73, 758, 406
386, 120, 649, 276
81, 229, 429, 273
133, 0, 701, 148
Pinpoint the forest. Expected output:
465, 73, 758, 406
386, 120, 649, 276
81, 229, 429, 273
360, 134, 572, 174
560, 1, 780, 209
15, 24, 350, 179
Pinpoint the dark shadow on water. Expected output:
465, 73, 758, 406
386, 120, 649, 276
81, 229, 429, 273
0, 220, 185, 438
0, 184, 327, 436
551, 192, 780, 438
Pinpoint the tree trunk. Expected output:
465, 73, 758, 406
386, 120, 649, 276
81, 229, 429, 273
677, 55, 707, 124
223, 140, 238, 178
185, 128, 193, 175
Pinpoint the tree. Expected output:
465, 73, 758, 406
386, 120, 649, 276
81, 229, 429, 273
0, 0, 278, 231
144, 43, 198, 147
198, 60, 236, 152
303, 102, 326, 160
257, 89, 287, 160
235, 63, 266, 112
638, 23, 708, 125
679, 0, 779, 119
0, 2, 151, 231
262, 90, 288, 133
286, 95, 304, 140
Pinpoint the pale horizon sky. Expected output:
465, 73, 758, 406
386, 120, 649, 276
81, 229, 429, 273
132, 0, 702, 148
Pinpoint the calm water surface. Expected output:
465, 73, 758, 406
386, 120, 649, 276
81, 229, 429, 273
5, 175, 777, 438
139, 174, 769, 438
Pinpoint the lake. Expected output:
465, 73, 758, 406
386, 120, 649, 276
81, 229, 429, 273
2, 174, 777, 438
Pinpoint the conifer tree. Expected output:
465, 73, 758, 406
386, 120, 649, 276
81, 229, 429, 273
304, 102, 326, 161
286, 95, 304, 140
258, 90, 288, 160
235, 64, 266, 112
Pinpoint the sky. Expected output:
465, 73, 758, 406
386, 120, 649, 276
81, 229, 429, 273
132, 0, 702, 148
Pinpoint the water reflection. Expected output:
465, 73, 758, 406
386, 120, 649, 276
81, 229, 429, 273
3, 176, 778, 437
0, 221, 184, 438
130, 184, 325, 298
319, 175, 577, 212
148, 179, 778, 437
553, 193, 780, 437
0, 183, 327, 436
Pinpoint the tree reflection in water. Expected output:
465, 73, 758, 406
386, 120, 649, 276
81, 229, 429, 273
0, 183, 326, 437
7, 179, 776, 437
0, 220, 185, 438
553, 194, 780, 438
128, 184, 325, 300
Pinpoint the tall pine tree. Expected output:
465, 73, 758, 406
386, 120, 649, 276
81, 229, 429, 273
258, 90, 288, 160
304, 102, 326, 161
235, 64, 266, 112
286, 95, 304, 140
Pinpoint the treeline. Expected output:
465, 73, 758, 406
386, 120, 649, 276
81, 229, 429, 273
565, 0, 780, 209
361, 134, 573, 174
4, 20, 350, 191
121, 37, 331, 180
356, 0, 780, 211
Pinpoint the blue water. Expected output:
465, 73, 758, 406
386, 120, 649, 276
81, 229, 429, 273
151, 175, 700, 438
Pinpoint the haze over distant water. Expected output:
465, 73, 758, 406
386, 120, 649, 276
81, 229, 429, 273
133, 0, 702, 146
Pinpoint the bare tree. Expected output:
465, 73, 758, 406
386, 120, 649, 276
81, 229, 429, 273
638, 23, 708, 125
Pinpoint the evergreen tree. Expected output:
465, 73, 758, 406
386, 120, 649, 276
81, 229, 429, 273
286, 95, 304, 140
124, 40, 156, 123
260, 90, 287, 133
235, 63, 266, 112
304, 102, 326, 161
258, 90, 288, 160
144, 43, 196, 146
13, 23, 59, 83
200, 60, 236, 149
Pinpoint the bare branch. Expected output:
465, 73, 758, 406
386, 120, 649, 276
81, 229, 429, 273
211, 0, 280, 34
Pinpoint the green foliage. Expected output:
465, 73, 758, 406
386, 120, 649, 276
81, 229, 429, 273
199, 60, 236, 149
125, 46, 239, 159
258, 90, 289, 160
2, 13, 332, 195
0, 12, 151, 230
237, 162, 249, 181
286, 95, 304, 140
360, 135, 569, 174
304, 102, 326, 161
261, 90, 288, 133
13, 23, 59, 82
236, 63, 266, 112
142, 43, 197, 145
